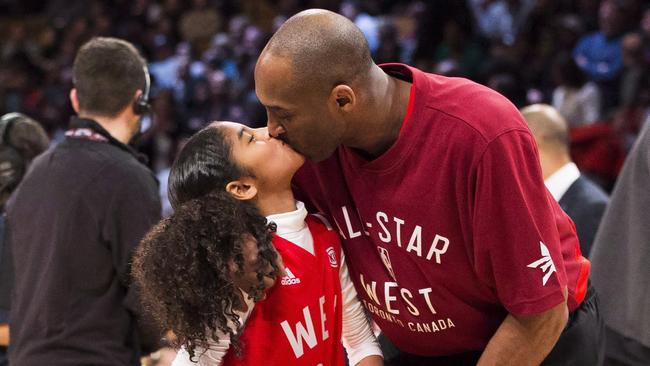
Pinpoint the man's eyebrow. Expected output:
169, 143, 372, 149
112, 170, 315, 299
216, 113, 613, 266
267, 105, 289, 112
238, 127, 245, 140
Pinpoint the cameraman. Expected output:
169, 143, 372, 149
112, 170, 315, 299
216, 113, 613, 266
6, 37, 163, 366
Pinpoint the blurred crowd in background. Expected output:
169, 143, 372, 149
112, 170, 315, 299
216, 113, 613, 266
1, 0, 649, 213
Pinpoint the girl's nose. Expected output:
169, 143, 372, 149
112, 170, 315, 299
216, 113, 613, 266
255, 127, 271, 141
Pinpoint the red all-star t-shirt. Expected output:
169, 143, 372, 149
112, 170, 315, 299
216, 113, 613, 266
293, 63, 590, 356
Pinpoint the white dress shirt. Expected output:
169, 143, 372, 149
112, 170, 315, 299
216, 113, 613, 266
544, 162, 581, 202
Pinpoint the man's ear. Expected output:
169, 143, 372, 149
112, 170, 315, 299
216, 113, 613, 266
70, 88, 80, 113
329, 84, 356, 113
225, 178, 258, 201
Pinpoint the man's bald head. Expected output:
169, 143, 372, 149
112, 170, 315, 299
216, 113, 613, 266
521, 104, 570, 154
521, 104, 573, 179
260, 9, 373, 93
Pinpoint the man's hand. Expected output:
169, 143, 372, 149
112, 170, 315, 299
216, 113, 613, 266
477, 295, 568, 366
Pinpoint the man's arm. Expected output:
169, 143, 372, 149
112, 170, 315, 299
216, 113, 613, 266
478, 292, 568, 366
472, 130, 574, 365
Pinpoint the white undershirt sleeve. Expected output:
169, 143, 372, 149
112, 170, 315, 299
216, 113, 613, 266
172, 290, 255, 366
339, 252, 383, 365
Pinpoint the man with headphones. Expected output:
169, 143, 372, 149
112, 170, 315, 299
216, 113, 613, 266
0, 112, 49, 366
5, 37, 164, 366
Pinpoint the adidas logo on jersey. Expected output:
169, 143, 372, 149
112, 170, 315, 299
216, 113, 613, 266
281, 268, 301, 286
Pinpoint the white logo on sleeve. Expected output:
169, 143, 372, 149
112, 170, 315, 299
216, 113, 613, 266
527, 241, 556, 286
281, 267, 301, 286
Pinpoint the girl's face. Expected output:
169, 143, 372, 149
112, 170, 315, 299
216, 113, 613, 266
217, 122, 305, 190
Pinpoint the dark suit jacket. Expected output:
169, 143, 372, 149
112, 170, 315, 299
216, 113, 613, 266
559, 175, 609, 256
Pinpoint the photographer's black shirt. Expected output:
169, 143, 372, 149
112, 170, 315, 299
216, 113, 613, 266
6, 117, 162, 366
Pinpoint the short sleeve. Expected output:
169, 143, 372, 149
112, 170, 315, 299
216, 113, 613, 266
472, 130, 568, 315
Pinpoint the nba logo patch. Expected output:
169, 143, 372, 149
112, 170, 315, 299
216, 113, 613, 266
326, 247, 338, 267
378, 246, 397, 281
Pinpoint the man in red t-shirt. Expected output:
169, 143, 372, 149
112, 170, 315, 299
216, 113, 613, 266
255, 9, 603, 366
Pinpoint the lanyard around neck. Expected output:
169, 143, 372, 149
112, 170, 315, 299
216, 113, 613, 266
65, 128, 109, 142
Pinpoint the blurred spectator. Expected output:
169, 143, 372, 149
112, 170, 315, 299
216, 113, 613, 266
375, 21, 402, 64
340, 1, 380, 55
577, 0, 603, 32
521, 12, 587, 95
1, 22, 29, 63
619, 32, 646, 108
433, 18, 483, 79
642, 6, 650, 59
521, 104, 608, 255
613, 31, 650, 147
614, 71, 650, 150
590, 114, 650, 366
573, 0, 626, 83
483, 60, 527, 107
557, 14, 586, 52
179, 0, 221, 53
551, 53, 602, 127
468, 0, 536, 46
155, 134, 190, 218
0, 112, 50, 366
148, 42, 185, 92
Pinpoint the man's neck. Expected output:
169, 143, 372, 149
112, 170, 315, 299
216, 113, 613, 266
256, 189, 297, 217
542, 154, 572, 180
78, 112, 135, 145
345, 65, 412, 159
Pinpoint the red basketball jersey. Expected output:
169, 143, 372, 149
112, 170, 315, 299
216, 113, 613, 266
222, 216, 344, 366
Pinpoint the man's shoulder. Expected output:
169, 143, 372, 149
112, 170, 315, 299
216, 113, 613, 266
61, 140, 157, 191
560, 176, 609, 223
565, 176, 609, 206
415, 70, 529, 143
83, 142, 152, 176
106, 160, 158, 198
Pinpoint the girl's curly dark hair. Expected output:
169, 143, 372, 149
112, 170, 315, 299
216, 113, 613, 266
132, 123, 280, 360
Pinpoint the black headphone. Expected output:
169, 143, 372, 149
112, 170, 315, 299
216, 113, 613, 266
0, 113, 18, 144
0, 113, 26, 195
133, 64, 151, 115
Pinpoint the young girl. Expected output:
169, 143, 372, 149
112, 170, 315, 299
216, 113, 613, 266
132, 122, 382, 366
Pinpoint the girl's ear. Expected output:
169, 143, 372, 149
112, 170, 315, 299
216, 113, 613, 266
225, 178, 258, 201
